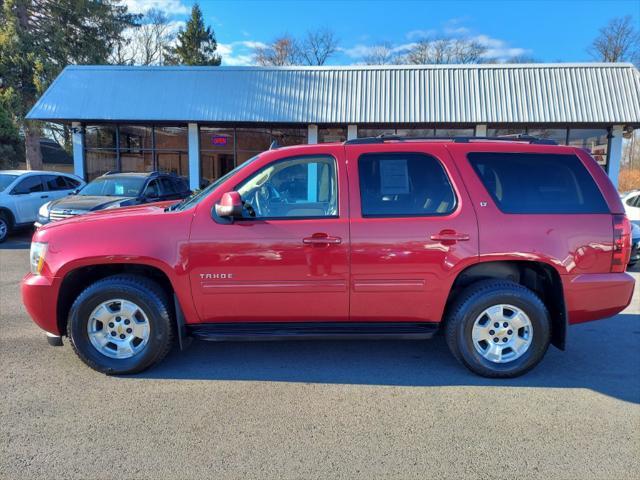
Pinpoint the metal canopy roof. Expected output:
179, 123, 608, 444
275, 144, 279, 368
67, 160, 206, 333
27, 63, 640, 125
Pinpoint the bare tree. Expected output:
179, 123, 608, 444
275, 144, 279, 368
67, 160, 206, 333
589, 15, 639, 64
110, 9, 176, 65
404, 37, 487, 64
254, 29, 339, 66
363, 42, 398, 65
254, 35, 300, 66
110, 35, 135, 65
503, 55, 540, 64
131, 9, 175, 65
298, 28, 338, 65
449, 38, 488, 64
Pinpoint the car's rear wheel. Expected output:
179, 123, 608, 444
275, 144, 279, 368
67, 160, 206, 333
445, 280, 551, 378
0, 212, 11, 243
67, 275, 174, 374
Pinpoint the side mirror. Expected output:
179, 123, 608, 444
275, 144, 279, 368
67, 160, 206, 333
215, 191, 243, 219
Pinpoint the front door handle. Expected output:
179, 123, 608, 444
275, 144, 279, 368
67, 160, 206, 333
303, 234, 342, 245
430, 230, 470, 242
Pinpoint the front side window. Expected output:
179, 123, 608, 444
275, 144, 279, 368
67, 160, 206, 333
358, 152, 456, 217
236, 155, 338, 219
144, 180, 160, 198
13, 176, 44, 194
468, 152, 609, 214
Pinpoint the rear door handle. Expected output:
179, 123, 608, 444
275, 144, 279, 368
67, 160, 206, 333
303, 234, 342, 245
40, 195, 49, 199
430, 231, 470, 242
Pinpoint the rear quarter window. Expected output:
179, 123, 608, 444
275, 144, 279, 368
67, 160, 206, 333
468, 152, 609, 214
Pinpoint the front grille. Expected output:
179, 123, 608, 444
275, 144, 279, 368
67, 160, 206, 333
49, 210, 79, 222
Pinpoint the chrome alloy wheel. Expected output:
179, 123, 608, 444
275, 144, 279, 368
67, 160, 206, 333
471, 304, 533, 363
87, 299, 150, 359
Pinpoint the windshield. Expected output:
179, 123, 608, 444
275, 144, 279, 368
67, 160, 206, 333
79, 177, 146, 197
173, 155, 261, 211
0, 174, 18, 192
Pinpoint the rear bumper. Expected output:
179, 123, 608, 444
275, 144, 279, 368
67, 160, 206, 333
21, 273, 60, 335
564, 272, 635, 324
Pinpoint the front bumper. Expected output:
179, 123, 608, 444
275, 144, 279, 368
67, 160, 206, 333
21, 273, 60, 335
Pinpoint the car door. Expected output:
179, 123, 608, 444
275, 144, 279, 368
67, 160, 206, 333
346, 143, 479, 323
188, 148, 350, 323
11, 175, 49, 223
41, 174, 76, 201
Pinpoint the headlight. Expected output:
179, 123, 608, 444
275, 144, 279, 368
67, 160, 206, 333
38, 202, 51, 219
30, 242, 48, 275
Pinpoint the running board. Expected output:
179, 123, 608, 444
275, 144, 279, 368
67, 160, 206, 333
187, 322, 439, 342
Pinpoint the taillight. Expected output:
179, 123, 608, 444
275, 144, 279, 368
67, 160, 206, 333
611, 214, 631, 272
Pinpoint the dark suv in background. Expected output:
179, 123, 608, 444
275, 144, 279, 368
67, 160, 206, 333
36, 171, 191, 225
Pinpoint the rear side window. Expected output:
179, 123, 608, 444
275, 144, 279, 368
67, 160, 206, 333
468, 152, 608, 214
173, 177, 190, 193
160, 177, 176, 195
43, 175, 72, 191
358, 152, 456, 217
64, 177, 81, 189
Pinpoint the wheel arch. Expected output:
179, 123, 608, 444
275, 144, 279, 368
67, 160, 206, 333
445, 259, 567, 350
0, 206, 15, 227
56, 262, 177, 336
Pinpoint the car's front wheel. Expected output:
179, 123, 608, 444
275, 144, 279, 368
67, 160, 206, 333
67, 275, 174, 374
0, 212, 11, 243
445, 280, 551, 378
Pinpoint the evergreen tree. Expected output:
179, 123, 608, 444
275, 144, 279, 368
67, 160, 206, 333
0, 0, 138, 169
165, 3, 221, 66
0, 102, 24, 169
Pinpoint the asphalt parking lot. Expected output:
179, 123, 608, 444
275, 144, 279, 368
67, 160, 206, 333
1, 229, 639, 479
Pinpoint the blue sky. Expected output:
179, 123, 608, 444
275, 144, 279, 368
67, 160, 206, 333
125, 0, 640, 65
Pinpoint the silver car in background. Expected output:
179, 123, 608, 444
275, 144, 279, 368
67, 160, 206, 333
0, 170, 84, 242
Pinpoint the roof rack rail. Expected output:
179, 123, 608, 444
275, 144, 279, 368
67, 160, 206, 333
344, 134, 557, 145
104, 170, 164, 176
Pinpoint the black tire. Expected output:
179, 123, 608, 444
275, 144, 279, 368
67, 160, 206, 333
445, 280, 551, 378
0, 211, 11, 243
67, 275, 174, 375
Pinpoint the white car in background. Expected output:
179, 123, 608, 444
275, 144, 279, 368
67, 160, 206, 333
0, 170, 84, 242
621, 190, 640, 225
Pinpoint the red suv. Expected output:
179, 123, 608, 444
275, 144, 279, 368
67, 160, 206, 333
21, 136, 635, 377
